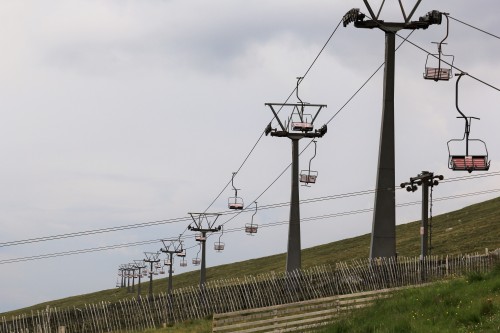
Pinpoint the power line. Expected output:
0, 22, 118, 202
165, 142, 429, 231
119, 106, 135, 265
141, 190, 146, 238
2, 169, 500, 249
2, 187, 499, 265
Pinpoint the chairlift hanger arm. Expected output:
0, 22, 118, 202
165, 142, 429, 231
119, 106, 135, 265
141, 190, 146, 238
266, 104, 287, 132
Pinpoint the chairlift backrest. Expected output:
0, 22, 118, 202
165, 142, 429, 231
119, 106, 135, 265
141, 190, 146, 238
195, 233, 206, 241
229, 172, 244, 209
214, 242, 225, 252
245, 224, 258, 234
423, 13, 454, 82
228, 197, 244, 210
291, 113, 313, 132
446, 73, 490, 172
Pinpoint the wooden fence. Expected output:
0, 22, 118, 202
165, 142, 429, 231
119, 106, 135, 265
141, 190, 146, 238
1, 251, 498, 333
212, 285, 421, 333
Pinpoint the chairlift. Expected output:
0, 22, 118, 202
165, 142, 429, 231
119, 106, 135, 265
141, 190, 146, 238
192, 244, 201, 265
159, 269, 165, 275
195, 233, 206, 241
177, 249, 186, 257
228, 172, 244, 209
423, 13, 454, 81
290, 77, 314, 132
164, 259, 172, 266
180, 258, 188, 267
214, 226, 225, 252
245, 202, 259, 235
447, 73, 490, 173
300, 140, 319, 185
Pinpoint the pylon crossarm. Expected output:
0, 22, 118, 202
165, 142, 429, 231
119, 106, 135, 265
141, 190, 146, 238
188, 212, 221, 230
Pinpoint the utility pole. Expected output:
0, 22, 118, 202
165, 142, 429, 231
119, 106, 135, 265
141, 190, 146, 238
265, 77, 328, 272
401, 171, 443, 259
160, 237, 184, 296
343, 2, 443, 258
144, 251, 161, 298
133, 260, 146, 300
187, 213, 221, 288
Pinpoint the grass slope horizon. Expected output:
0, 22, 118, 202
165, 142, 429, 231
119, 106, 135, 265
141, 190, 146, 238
3, 196, 500, 317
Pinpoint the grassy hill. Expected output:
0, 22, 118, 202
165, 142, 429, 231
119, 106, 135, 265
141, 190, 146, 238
319, 265, 500, 332
2, 196, 500, 318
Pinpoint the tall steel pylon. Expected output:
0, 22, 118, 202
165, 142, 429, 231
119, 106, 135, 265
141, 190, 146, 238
132, 260, 147, 300
143, 251, 161, 298
343, 1, 443, 258
187, 213, 221, 288
265, 77, 328, 272
160, 237, 184, 296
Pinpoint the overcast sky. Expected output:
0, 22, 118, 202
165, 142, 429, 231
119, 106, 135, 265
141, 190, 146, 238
1, 0, 499, 313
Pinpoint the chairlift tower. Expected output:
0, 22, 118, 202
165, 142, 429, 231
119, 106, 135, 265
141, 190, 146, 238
143, 251, 161, 298
132, 260, 147, 300
118, 264, 128, 288
160, 237, 184, 296
265, 77, 328, 272
400, 171, 443, 259
343, 2, 443, 258
128, 263, 137, 293
187, 213, 222, 288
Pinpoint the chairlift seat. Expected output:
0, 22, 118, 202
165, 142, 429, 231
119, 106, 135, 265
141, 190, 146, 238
180, 260, 187, 267
245, 224, 258, 234
214, 242, 225, 251
291, 122, 313, 132
450, 155, 490, 172
177, 250, 186, 257
195, 233, 206, 241
159, 270, 165, 274
228, 197, 244, 210
192, 258, 201, 265
300, 170, 318, 184
424, 67, 451, 81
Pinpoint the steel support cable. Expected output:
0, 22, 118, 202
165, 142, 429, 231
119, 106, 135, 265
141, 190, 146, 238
3, 187, 499, 265
448, 16, 500, 41
395, 33, 500, 92
325, 29, 416, 125
216, 30, 416, 228
359, 12, 500, 92
201, 19, 344, 216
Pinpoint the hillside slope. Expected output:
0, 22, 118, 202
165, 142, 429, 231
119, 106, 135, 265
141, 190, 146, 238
3, 196, 500, 317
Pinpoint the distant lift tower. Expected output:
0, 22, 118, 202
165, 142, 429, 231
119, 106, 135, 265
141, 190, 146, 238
343, 1, 443, 258
160, 237, 184, 296
265, 77, 328, 272
144, 251, 161, 298
187, 213, 221, 288
132, 260, 147, 300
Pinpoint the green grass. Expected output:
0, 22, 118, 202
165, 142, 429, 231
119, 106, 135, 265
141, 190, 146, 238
2, 196, 500, 318
319, 264, 500, 333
